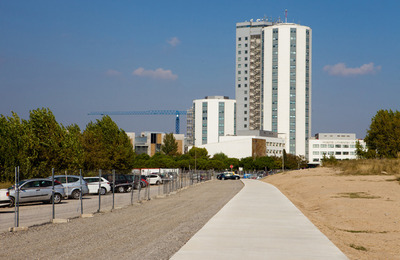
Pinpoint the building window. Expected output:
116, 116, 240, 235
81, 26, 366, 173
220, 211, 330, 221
238, 84, 241, 88
335, 151, 342, 155
245, 50, 248, 54
244, 111, 247, 114
245, 37, 248, 40
244, 124, 247, 128
244, 90, 247, 94
335, 144, 341, 148
244, 118, 247, 121
245, 64, 248, 67
238, 64, 241, 68
238, 37, 241, 41
245, 70, 248, 74
244, 84, 247, 87
244, 104, 247, 107
238, 77, 241, 81
238, 51, 241, 54
245, 43, 248, 47
244, 97, 247, 101
244, 57, 248, 61
238, 71, 241, 74
238, 44, 241, 48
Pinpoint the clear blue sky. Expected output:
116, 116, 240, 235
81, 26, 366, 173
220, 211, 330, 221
1, 0, 399, 138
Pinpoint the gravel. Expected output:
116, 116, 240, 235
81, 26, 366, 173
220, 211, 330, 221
0, 180, 243, 260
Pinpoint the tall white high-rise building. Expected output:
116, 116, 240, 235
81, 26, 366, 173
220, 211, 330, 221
235, 19, 312, 157
192, 96, 236, 147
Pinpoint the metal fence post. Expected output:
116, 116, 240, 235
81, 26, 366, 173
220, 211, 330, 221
130, 173, 134, 205
14, 166, 19, 228
80, 169, 83, 215
98, 169, 101, 213
52, 168, 55, 220
112, 169, 115, 210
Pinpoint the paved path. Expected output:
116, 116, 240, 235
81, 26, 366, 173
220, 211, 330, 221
171, 179, 348, 260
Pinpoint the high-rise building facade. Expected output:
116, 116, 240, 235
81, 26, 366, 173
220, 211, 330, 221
235, 19, 312, 157
192, 96, 236, 147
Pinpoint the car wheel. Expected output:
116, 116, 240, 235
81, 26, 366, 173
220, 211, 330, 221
235, 176, 239, 180
100, 187, 107, 195
156, 181, 160, 185
71, 190, 81, 199
222, 177, 225, 180
127, 186, 132, 192
9, 197, 15, 207
118, 186, 125, 193
53, 193, 62, 204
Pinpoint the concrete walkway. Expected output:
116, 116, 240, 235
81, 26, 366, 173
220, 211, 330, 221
171, 179, 348, 260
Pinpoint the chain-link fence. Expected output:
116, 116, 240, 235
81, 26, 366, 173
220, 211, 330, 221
0, 168, 216, 231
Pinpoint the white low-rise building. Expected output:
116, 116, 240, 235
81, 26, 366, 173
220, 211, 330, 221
193, 130, 285, 159
308, 133, 366, 165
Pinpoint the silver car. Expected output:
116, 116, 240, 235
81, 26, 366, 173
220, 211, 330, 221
52, 175, 89, 199
7, 178, 66, 207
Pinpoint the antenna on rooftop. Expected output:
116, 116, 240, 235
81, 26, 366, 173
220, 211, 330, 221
285, 9, 288, 23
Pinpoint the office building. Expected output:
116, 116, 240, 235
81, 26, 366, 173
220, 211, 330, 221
126, 132, 185, 156
192, 96, 236, 146
308, 133, 366, 165
235, 18, 312, 158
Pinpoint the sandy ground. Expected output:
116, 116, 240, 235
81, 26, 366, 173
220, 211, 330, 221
263, 167, 400, 260
0, 180, 243, 260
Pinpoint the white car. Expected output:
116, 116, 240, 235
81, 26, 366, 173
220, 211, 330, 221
147, 174, 163, 185
83, 177, 111, 195
0, 189, 11, 207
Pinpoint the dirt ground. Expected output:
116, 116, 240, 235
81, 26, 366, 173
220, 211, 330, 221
263, 167, 400, 260
0, 180, 243, 260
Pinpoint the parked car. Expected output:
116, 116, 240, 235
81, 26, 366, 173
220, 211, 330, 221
103, 174, 132, 193
217, 172, 240, 180
50, 175, 89, 199
124, 175, 148, 189
83, 177, 111, 195
0, 189, 11, 207
147, 174, 163, 185
140, 175, 149, 187
7, 178, 65, 206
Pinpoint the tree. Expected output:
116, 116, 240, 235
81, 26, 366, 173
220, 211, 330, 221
188, 147, 209, 159
24, 108, 65, 178
82, 116, 135, 170
161, 133, 178, 156
364, 109, 400, 158
59, 124, 84, 170
0, 113, 28, 181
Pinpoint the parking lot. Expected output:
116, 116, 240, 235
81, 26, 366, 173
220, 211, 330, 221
0, 180, 186, 232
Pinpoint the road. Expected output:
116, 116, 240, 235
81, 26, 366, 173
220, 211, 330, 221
0, 183, 173, 232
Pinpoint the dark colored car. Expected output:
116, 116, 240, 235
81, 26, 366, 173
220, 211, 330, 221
103, 174, 132, 193
217, 172, 240, 180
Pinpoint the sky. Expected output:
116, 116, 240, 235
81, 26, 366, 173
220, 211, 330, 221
1, 0, 400, 139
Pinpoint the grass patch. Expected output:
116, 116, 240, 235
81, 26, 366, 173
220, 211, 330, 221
350, 244, 367, 251
334, 192, 380, 199
325, 158, 400, 178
